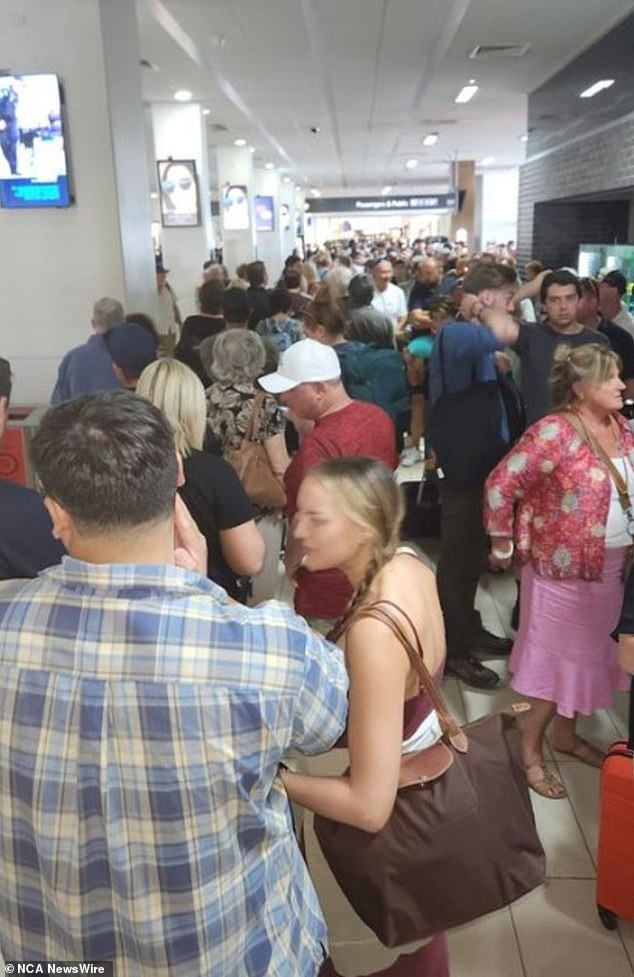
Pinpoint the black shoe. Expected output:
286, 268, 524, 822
445, 656, 500, 689
471, 627, 513, 656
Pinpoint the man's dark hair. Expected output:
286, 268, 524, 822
223, 286, 251, 324
283, 268, 302, 290
0, 357, 12, 401
198, 280, 225, 316
31, 390, 178, 533
269, 288, 293, 316
247, 260, 266, 288
284, 253, 301, 269
462, 262, 518, 296
125, 312, 159, 343
540, 269, 582, 304
348, 274, 374, 309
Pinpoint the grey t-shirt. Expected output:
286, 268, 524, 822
513, 320, 609, 424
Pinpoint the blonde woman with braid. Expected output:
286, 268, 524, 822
280, 457, 448, 977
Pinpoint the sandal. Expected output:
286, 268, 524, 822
525, 762, 568, 800
552, 737, 605, 769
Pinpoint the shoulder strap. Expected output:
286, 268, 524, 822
244, 390, 265, 443
343, 598, 468, 752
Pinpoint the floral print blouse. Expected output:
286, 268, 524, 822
206, 380, 285, 451
484, 412, 634, 580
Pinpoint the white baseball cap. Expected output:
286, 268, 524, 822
258, 338, 341, 394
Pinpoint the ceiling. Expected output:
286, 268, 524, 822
136, 0, 634, 196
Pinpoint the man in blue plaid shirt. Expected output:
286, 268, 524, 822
0, 390, 349, 976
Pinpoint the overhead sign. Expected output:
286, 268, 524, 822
305, 192, 458, 214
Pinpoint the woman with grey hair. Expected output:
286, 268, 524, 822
204, 329, 290, 603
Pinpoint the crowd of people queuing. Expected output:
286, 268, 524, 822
1, 232, 634, 975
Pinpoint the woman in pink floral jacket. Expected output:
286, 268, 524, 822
485, 343, 634, 799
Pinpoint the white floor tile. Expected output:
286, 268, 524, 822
557, 761, 602, 866
447, 906, 525, 977
530, 787, 596, 880
512, 879, 634, 977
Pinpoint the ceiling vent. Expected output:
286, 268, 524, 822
469, 44, 531, 59
421, 118, 458, 126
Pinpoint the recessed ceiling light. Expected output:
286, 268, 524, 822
405, 158, 418, 169
519, 133, 529, 142
282, 176, 291, 184
579, 79, 614, 98
479, 156, 495, 165
265, 162, 275, 170
422, 133, 438, 146
249, 146, 255, 153
382, 185, 393, 195
234, 138, 247, 147
455, 82, 478, 104
173, 89, 192, 102
150, 191, 158, 199
202, 109, 211, 116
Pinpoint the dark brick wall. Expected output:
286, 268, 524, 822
517, 119, 634, 269
531, 199, 629, 270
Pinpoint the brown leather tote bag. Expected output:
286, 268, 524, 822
313, 601, 545, 947
225, 392, 286, 509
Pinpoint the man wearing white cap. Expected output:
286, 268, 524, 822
260, 338, 397, 628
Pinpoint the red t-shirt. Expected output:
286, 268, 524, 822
284, 400, 398, 619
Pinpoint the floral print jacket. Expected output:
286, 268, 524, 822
484, 412, 634, 580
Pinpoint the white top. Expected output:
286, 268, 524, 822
371, 281, 407, 326
605, 456, 634, 547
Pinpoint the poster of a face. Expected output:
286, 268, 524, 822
222, 183, 249, 230
255, 195, 274, 231
280, 203, 291, 232
158, 159, 200, 227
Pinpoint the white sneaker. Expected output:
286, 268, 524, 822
400, 446, 423, 467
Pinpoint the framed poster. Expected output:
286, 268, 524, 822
222, 182, 249, 230
158, 158, 200, 227
255, 195, 274, 231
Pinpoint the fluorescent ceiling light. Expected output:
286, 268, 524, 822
173, 89, 192, 102
479, 156, 495, 165
202, 109, 211, 116
405, 158, 418, 169
234, 137, 247, 146
422, 133, 438, 146
264, 162, 275, 170
455, 81, 478, 104
579, 79, 614, 98
282, 176, 291, 184
382, 185, 393, 195
249, 146, 256, 153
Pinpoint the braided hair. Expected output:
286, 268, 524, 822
303, 456, 404, 643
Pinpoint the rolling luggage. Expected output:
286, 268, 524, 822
596, 676, 634, 930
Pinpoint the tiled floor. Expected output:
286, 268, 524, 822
411, 507, 634, 977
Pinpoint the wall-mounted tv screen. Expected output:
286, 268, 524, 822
0, 73, 71, 209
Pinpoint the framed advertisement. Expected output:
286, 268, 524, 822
158, 158, 200, 227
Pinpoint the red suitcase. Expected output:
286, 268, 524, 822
596, 677, 634, 930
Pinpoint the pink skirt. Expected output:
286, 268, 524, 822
510, 548, 630, 718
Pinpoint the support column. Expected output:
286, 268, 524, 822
151, 103, 214, 319
215, 146, 256, 278
255, 169, 282, 281
2, 0, 155, 403
450, 161, 476, 248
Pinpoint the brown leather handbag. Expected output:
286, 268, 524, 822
225, 392, 286, 509
313, 601, 545, 948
